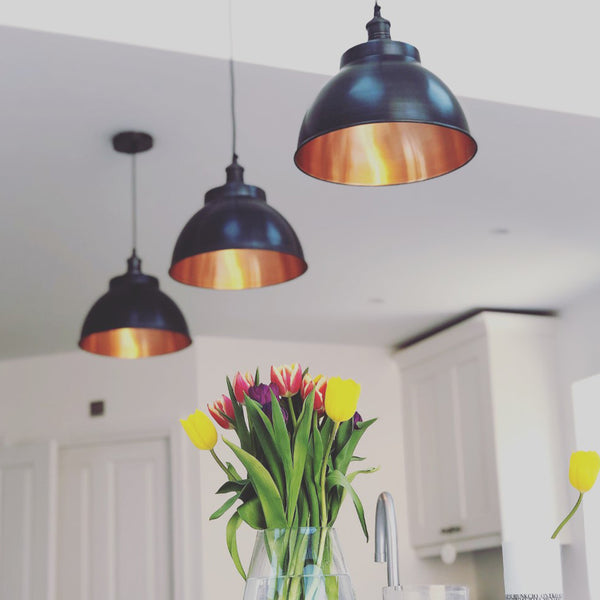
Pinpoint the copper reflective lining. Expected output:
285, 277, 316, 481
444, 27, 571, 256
80, 328, 192, 358
170, 248, 308, 290
295, 122, 477, 185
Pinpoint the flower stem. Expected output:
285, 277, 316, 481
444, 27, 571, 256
552, 492, 583, 539
287, 396, 298, 428
317, 421, 340, 566
210, 449, 231, 477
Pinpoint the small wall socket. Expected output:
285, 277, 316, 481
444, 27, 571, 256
89, 400, 105, 417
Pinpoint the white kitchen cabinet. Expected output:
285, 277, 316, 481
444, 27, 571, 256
395, 311, 564, 558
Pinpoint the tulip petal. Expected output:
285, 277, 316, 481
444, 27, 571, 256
180, 417, 202, 449
180, 410, 217, 450
325, 377, 361, 423
569, 450, 600, 493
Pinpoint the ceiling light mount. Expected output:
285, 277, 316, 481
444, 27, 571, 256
112, 131, 153, 154
294, 3, 477, 186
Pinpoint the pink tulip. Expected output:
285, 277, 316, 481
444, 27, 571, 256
233, 371, 254, 404
208, 395, 235, 429
271, 364, 302, 398
301, 374, 327, 415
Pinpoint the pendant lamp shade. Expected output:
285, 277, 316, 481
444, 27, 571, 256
79, 131, 192, 358
80, 254, 192, 358
169, 157, 307, 289
294, 4, 477, 186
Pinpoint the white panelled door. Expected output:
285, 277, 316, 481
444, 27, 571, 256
57, 438, 172, 600
0, 441, 57, 600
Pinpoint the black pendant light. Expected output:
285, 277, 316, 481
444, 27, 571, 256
294, 3, 477, 186
169, 2, 307, 290
79, 132, 192, 358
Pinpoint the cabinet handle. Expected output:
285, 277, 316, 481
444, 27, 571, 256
440, 526, 462, 534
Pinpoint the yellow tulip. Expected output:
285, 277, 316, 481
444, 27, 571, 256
324, 376, 361, 423
180, 409, 218, 450
569, 450, 600, 493
552, 449, 600, 539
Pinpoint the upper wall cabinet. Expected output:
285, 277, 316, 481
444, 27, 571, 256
394, 311, 563, 558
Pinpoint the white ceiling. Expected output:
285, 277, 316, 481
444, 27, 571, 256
2, 14, 600, 360
3, 0, 599, 119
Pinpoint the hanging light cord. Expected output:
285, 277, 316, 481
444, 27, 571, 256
131, 153, 138, 256
228, 0, 237, 160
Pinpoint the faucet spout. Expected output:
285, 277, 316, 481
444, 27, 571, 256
374, 491, 400, 587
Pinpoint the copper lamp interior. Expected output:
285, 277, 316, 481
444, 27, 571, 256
170, 248, 308, 290
79, 328, 192, 358
295, 122, 477, 185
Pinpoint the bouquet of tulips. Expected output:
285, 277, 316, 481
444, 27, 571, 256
181, 364, 377, 598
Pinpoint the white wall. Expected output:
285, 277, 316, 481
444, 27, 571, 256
556, 280, 600, 600
0, 335, 485, 600
570, 374, 600, 600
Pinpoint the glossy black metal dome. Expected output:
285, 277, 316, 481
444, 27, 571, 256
294, 4, 477, 185
80, 255, 192, 358
170, 157, 307, 289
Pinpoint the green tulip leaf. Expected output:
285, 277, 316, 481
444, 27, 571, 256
334, 418, 377, 475
270, 390, 293, 486
226, 375, 236, 403
328, 494, 343, 527
335, 420, 353, 454
303, 460, 320, 527
286, 390, 314, 524
223, 437, 287, 529
210, 484, 247, 520
311, 421, 324, 490
297, 486, 309, 528
237, 497, 267, 530
244, 398, 285, 498
225, 462, 242, 482
320, 418, 334, 444
226, 511, 247, 580
216, 480, 248, 494
326, 469, 369, 541
347, 466, 379, 483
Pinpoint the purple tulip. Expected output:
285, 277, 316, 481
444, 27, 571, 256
247, 383, 279, 407
352, 412, 363, 430
262, 401, 289, 424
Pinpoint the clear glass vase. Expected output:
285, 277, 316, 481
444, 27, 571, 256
243, 527, 355, 600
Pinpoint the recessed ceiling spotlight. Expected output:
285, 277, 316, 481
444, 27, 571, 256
491, 228, 510, 235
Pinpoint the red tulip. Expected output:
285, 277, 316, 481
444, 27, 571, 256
233, 371, 254, 404
208, 395, 235, 429
271, 364, 302, 398
301, 374, 327, 415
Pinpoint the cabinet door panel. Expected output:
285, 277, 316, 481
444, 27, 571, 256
400, 337, 501, 551
403, 361, 447, 547
450, 342, 501, 538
